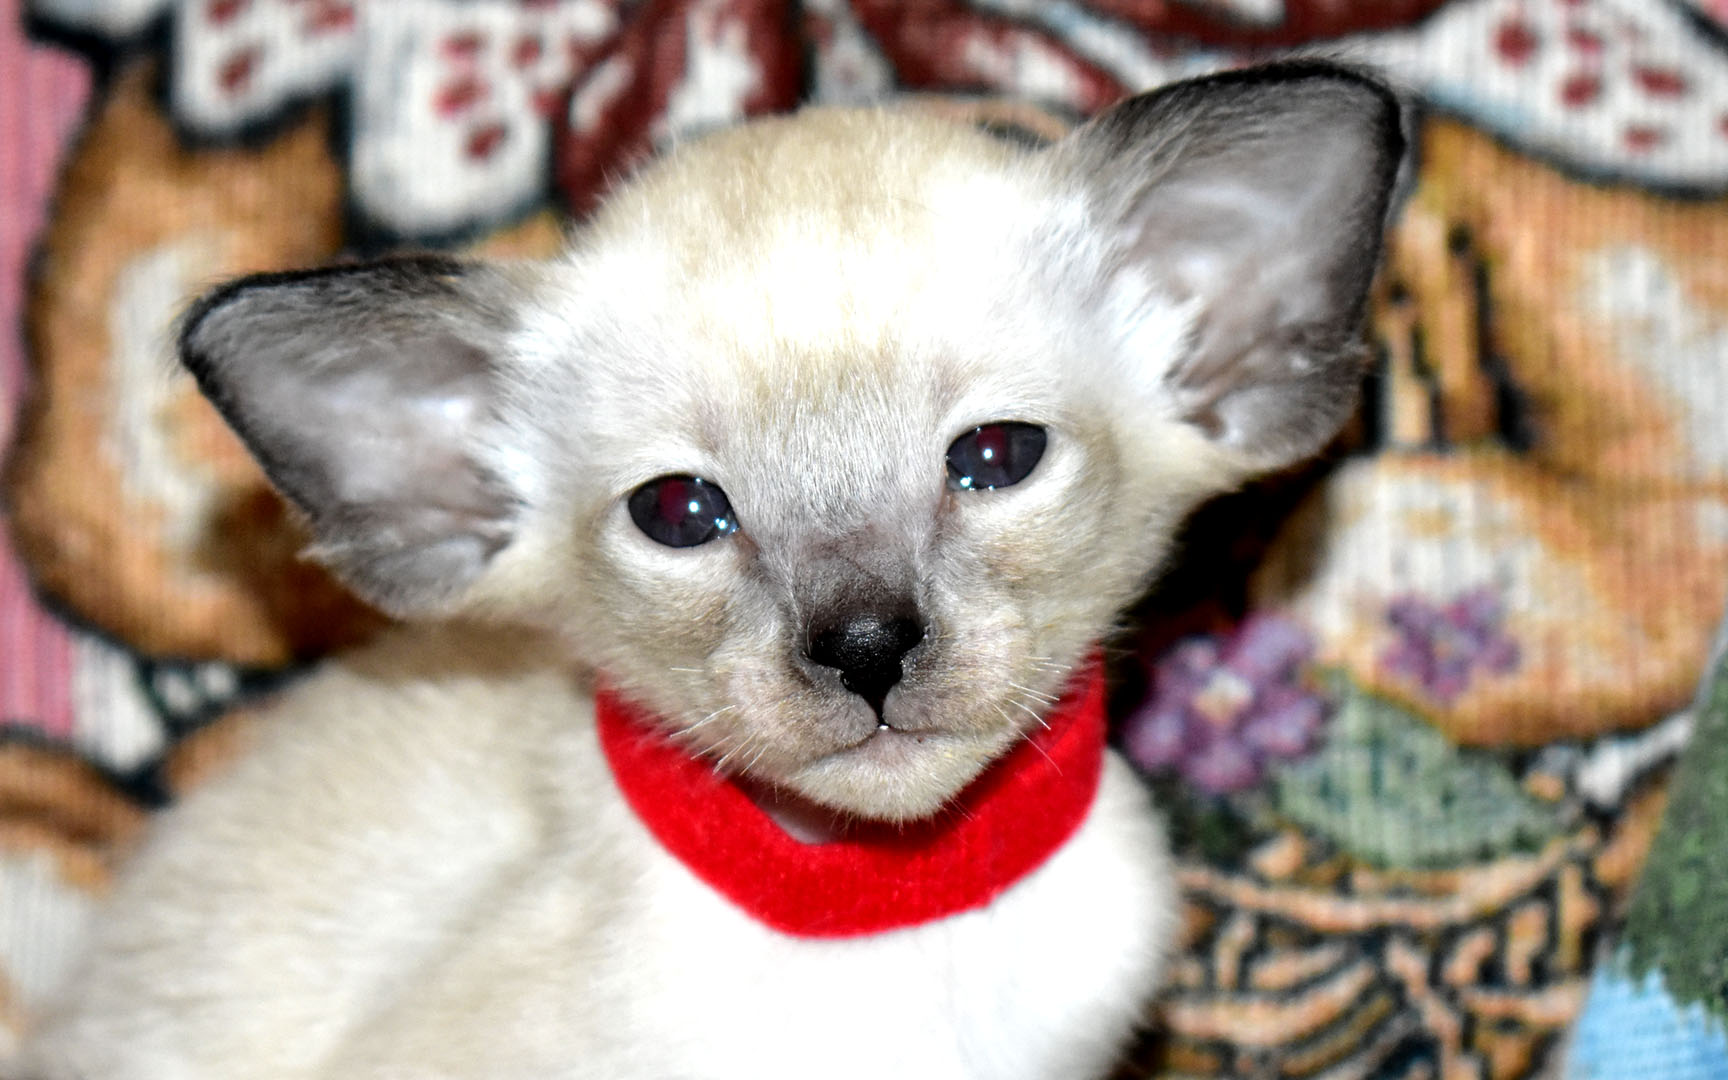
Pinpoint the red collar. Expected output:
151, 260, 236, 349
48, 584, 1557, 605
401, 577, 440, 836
595, 665, 1107, 938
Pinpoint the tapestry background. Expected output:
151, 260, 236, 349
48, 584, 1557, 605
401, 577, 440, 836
2, 1, 1726, 1076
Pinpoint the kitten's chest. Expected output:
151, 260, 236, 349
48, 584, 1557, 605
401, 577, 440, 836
554, 756, 1173, 1080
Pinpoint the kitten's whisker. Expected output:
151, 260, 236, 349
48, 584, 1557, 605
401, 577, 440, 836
698, 728, 745, 763
744, 741, 772, 772
671, 704, 737, 739
1007, 696, 1051, 730
713, 731, 763, 774
1017, 726, 1062, 772
1007, 681, 1057, 705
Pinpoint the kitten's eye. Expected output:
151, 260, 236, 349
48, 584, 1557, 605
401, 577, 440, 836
628, 476, 739, 548
946, 422, 1047, 491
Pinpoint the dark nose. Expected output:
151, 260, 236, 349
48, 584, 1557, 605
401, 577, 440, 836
806, 608, 926, 715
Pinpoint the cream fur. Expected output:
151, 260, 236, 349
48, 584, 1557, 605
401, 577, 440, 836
19, 69, 1402, 1079
23, 626, 1173, 1080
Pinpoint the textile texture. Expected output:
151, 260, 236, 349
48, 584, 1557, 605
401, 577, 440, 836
2, 1, 1727, 1077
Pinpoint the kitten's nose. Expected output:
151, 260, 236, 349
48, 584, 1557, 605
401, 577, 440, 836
805, 607, 926, 715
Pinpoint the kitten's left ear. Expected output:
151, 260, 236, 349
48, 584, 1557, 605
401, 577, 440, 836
1049, 61, 1407, 473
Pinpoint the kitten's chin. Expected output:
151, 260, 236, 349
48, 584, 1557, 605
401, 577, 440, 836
777, 728, 1009, 824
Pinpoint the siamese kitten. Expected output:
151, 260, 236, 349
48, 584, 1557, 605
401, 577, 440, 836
17, 62, 1403, 1080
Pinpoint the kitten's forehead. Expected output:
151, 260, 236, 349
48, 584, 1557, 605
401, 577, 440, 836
546, 108, 1068, 515
589, 105, 1036, 251
638, 343, 932, 546
578, 106, 1055, 355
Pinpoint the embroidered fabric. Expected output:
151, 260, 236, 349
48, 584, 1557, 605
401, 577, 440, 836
28, 0, 1728, 237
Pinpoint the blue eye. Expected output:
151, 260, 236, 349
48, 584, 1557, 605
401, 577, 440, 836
628, 476, 739, 547
946, 423, 1046, 491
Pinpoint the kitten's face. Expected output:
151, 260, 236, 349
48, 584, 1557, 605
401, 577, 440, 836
500, 126, 1230, 817
179, 65, 1405, 822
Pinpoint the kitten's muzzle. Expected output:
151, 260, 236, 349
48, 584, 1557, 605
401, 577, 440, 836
804, 605, 926, 718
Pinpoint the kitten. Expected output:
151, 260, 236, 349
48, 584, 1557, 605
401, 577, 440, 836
17, 61, 1403, 1080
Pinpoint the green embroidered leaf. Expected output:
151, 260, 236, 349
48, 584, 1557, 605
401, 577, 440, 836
1622, 645, 1728, 1027
1273, 678, 1558, 869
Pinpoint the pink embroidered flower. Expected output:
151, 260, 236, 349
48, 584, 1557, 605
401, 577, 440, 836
1122, 614, 1329, 795
1380, 586, 1520, 705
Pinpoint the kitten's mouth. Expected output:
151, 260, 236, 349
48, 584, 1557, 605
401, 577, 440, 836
828, 721, 962, 771
848, 709, 939, 744
786, 725, 977, 826
742, 727, 961, 840
819, 699, 926, 750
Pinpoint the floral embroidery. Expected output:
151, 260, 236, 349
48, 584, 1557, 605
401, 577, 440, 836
1273, 678, 1558, 868
1122, 614, 1330, 795
1381, 586, 1520, 705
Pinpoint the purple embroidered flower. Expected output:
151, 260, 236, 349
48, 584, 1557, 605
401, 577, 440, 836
1122, 614, 1330, 795
1380, 586, 1520, 705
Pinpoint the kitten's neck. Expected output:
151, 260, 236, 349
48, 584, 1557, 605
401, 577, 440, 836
594, 664, 1108, 938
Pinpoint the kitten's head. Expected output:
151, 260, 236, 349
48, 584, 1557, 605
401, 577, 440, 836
181, 62, 1404, 822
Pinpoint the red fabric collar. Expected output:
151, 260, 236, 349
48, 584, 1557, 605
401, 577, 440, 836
595, 665, 1107, 938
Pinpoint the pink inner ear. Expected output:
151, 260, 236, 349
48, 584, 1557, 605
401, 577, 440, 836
1054, 69, 1402, 470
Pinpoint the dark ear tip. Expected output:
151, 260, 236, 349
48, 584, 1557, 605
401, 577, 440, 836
1217, 57, 1399, 93
1097, 59, 1408, 168
176, 255, 474, 380
176, 267, 315, 383
176, 274, 253, 382
1164, 58, 1403, 110
1269, 59, 1410, 161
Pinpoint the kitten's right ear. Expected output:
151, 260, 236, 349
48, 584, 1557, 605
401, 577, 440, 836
179, 256, 532, 617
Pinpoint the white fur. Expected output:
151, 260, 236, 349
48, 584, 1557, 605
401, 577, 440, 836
22, 626, 1172, 1080
20, 77, 1398, 1079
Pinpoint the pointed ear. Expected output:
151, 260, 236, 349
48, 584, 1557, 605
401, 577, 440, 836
179, 256, 531, 617
1050, 61, 1406, 472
